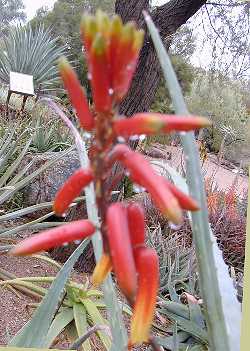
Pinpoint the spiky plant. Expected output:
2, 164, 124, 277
147, 224, 198, 297
0, 24, 66, 97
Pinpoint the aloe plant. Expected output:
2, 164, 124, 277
2, 268, 111, 350
148, 226, 197, 298
157, 297, 208, 350
0, 24, 66, 96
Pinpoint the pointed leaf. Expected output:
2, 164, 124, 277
8, 239, 90, 347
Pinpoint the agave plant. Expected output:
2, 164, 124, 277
0, 121, 77, 241
147, 225, 198, 298
0, 24, 66, 97
0, 265, 112, 350
156, 297, 208, 350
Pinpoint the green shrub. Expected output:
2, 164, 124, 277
186, 73, 248, 153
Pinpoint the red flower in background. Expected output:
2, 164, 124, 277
11, 9, 211, 349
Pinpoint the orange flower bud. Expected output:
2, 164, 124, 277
127, 203, 146, 247
109, 15, 123, 75
111, 22, 144, 102
89, 33, 112, 113
80, 11, 144, 106
130, 247, 159, 345
106, 203, 137, 302
96, 9, 111, 38
80, 14, 97, 54
53, 168, 93, 216
111, 145, 183, 224
92, 253, 112, 286
10, 220, 95, 256
114, 113, 211, 137
58, 57, 94, 131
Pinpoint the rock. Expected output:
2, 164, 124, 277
18, 150, 87, 219
19, 150, 80, 204
144, 144, 172, 160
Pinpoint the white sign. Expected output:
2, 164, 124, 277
9, 71, 34, 95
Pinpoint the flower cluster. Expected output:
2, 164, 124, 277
11, 10, 211, 348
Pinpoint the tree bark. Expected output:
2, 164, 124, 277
115, 0, 207, 116
108, 0, 207, 197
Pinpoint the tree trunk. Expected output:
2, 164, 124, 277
115, 0, 207, 116
108, 0, 207, 199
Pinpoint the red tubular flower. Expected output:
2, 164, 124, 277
166, 180, 200, 211
106, 203, 137, 302
114, 113, 211, 137
89, 34, 112, 113
80, 14, 98, 66
127, 203, 146, 248
112, 23, 144, 102
92, 253, 112, 286
95, 9, 111, 38
10, 220, 95, 256
110, 144, 183, 225
80, 11, 144, 110
130, 247, 159, 345
58, 57, 94, 131
115, 29, 144, 101
109, 15, 123, 82
53, 168, 94, 216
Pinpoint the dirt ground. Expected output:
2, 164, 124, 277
0, 252, 149, 350
0, 254, 61, 346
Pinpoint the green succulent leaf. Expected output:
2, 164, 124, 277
45, 307, 74, 347
73, 303, 92, 351
8, 239, 90, 347
82, 298, 111, 350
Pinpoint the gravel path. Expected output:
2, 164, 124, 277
159, 146, 248, 198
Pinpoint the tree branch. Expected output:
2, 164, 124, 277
115, 0, 150, 24
152, 0, 207, 37
206, 2, 248, 7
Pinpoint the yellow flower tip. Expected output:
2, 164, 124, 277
111, 15, 123, 36
80, 14, 97, 40
198, 116, 212, 127
80, 12, 90, 31
9, 241, 42, 257
52, 202, 63, 217
96, 8, 106, 20
147, 115, 166, 132
130, 247, 159, 346
58, 56, 70, 71
92, 253, 112, 286
58, 57, 75, 81
163, 199, 183, 225
121, 21, 135, 43
9, 246, 25, 257
91, 33, 107, 56
133, 29, 145, 52
96, 9, 110, 34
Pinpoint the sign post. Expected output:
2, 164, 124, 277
7, 72, 35, 113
